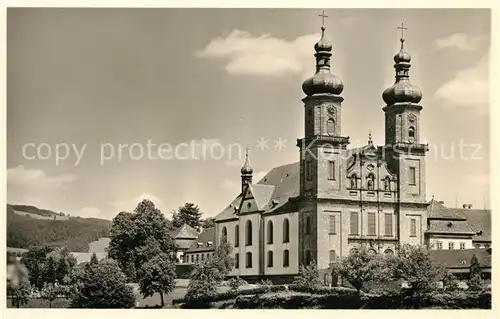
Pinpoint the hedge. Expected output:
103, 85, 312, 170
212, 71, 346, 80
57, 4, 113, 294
175, 264, 196, 279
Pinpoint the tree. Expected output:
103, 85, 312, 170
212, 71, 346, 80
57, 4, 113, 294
90, 252, 99, 266
185, 259, 222, 301
172, 202, 202, 230
21, 245, 53, 289
70, 258, 136, 308
138, 253, 177, 307
210, 235, 234, 277
44, 256, 58, 284
388, 244, 446, 294
335, 247, 385, 295
108, 199, 177, 281
41, 282, 69, 308
7, 261, 31, 308
468, 254, 483, 291
293, 260, 322, 290
201, 217, 216, 229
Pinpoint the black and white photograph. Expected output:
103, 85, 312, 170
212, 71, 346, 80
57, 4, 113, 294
3, 5, 494, 311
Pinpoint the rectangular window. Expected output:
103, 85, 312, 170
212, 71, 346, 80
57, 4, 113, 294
350, 212, 359, 235
384, 213, 393, 236
460, 242, 465, 250
267, 251, 273, 268
410, 219, 417, 237
328, 215, 336, 234
449, 242, 454, 250
328, 161, 335, 180
306, 161, 312, 181
367, 212, 376, 236
235, 253, 239, 269
436, 242, 443, 250
305, 215, 311, 235
283, 250, 290, 267
409, 167, 416, 185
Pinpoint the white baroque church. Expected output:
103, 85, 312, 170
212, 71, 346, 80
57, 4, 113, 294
183, 22, 490, 282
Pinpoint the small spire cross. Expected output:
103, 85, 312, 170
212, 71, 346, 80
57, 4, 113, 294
318, 10, 328, 28
398, 22, 408, 39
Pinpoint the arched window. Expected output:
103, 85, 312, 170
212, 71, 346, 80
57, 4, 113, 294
267, 220, 273, 244
283, 250, 290, 267
350, 174, 357, 189
235, 253, 239, 269
368, 249, 377, 255
326, 118, 335, 136
267, 251, 273, 267
246, 252, 252, 268
221, 226, 227, 242
384, 176, 391, 191
283, 218, 290, 243
408, 126, 415, 142
384, 249, 394, 256
329, 250, 337, 263
234, 225, 239, 247
245, 220, 252, 246
367, 174, 375, 190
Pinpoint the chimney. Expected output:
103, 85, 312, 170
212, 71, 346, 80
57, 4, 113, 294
438, 201, 444, 205
462, 204, 467, 209
468, 204, 473, 209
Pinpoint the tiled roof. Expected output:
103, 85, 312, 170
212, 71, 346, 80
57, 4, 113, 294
429, 248, 491, 269
214, 194, 243, 222
170, 224, 199, 239
453, 208, 491, 242
427, 199, 465, 220
186, 227, 216, 253
258, 162, 300, 213
427, 219, 475, 235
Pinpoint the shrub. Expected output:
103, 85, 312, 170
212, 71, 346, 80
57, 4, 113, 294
228, 277, 248, 292
185, 260, 222, 304
292, 261, 321, 290
69, 259, 135, 308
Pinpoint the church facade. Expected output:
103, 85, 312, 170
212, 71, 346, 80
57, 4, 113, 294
211, 23, 437, 280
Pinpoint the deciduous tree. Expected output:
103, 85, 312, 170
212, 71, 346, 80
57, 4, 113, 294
138, 253, 176, 307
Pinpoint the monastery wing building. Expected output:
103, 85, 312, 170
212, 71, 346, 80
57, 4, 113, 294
185, 23, 492, 282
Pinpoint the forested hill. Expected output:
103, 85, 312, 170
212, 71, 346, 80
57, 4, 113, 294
7, 204, 111, 252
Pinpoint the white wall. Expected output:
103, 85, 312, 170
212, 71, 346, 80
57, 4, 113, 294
263, 212, 299, 275
429, 237, 473, 250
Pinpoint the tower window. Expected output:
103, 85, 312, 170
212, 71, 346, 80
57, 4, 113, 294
305, 215, 311, 235
367, 212, 376, 236
350, 212, 359, 235
329, 250, 337, 263
328, 161, 336, 180
328, 215, 336, 234
384, 213, 393, 236
409, 167, 416, 185
410, 219, 417, 237
326, 118, 335, 136
408, 126, 415, 142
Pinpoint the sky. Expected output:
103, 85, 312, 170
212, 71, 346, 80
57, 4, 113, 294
6, 8, 490, 220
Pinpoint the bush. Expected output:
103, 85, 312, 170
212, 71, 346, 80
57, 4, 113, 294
69, 259, 135, 308
292, 261, 322, 290
228, 277, 248, 291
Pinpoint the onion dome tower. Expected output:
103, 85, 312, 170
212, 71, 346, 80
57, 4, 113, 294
241, 148, 253, 193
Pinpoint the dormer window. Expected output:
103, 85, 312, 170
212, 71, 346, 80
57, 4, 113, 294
197, 242, 203, 247
207, 241, 213, 246
447, 222, 453, 228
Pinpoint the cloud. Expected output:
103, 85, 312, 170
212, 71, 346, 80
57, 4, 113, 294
434, 52, 489, 111
7, 165, 76, 189
253, 171, 267, 183
197, 29, 338, 78
222, 179, 240, 193
111, 192, 169, 215
433, 33, 486, 52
